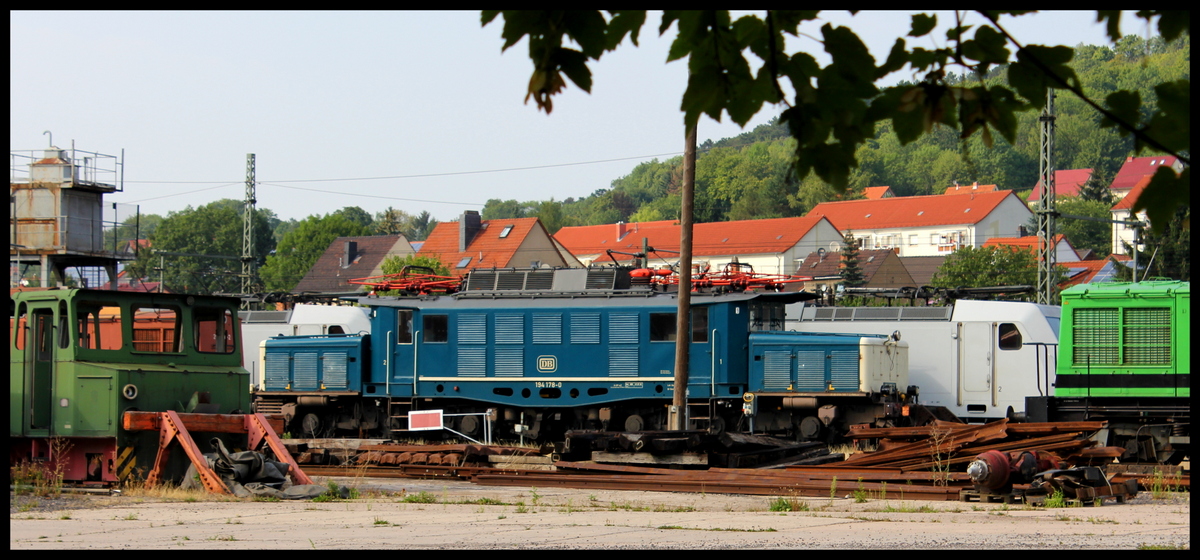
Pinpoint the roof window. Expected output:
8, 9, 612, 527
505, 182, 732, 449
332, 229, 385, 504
500, 225, 514, 238
456, 256, 472, 268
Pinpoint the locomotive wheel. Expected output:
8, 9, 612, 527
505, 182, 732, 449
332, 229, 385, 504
460, 414, 480, 436
301, 413, 322, 438
707, 415, 727, 436
625, 414, 645, 432
799, 416, 823, 440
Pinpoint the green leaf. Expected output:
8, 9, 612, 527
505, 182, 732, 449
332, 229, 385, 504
966, 25, 1009, 64
1094, 11, 1123, 43
875, 38, 909, 80
555, 49, 593, 93
1021, 45, 1079, 89
909, 13, 936, 37
605, 10, 647, 49
1006, 58, 1046, 108
1143, 10, 1190, 42
823, 24, 875, 75
1100, 90, 1141, 132
562, 11, 608, 59
1131, 167, 1190, 235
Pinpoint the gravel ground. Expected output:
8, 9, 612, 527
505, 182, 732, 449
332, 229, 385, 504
10, 477, 1190, 550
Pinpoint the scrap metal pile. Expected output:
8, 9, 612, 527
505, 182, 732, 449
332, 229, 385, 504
290, 419, 1164, 504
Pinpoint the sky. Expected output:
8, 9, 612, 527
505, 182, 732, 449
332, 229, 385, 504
10, 11, 1150, 225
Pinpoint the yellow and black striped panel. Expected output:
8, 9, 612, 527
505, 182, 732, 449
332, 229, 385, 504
116, 446, 140, 483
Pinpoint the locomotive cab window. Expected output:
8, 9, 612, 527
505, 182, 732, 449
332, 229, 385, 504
195, 306, 236, 354
997, 323, 1022, 350
13, 302, 27, 350
649, 313, 676, 341
397, 310, 414, 344
423, 314, 448, 342
76, 300, 123, 351
131, 305, 183, 353
749, 302, 784, 332
691, 307, 709, 343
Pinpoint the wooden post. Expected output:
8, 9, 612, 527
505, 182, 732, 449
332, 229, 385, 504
671, 124, 697, 431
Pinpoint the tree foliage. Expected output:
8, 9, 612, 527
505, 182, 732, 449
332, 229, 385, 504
483, 10, 1188, 232
930, 245, 1064, 292
136, 199, 274, 295
379, 253, 453, 277
1114, 208, 1190, 281
258, 213, 371, 292
838, 231, 864, 287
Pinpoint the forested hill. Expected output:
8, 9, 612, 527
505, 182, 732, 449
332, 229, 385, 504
482, 34, 1189, 231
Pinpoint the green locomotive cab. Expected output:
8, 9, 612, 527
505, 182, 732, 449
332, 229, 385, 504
1047, 280, 1190, 464
11, 289, 250, 485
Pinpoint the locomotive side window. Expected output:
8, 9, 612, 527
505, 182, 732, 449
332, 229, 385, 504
396, 310, 414, 343
691, 307, 709, 342
423, 314, 448, 342
749, 302, 784, 332
131, 306, 182, 353
76, 300, 123, 351
13, 303, 27, 350
998, 323, 1022, 350
195, 306, 236, 354
58, 301, 70, 349
649, 312, 676, 341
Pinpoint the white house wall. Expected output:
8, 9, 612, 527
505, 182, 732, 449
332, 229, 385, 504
844, 195, 1032, 257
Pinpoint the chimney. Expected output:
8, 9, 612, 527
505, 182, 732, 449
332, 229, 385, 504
343, 241, 357, 268
1018, 225, 1028, 238
460, 210, 481, 252
972, 181, 979, 189
616, 221, 627, 240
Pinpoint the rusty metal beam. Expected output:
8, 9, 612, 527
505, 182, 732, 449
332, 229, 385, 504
144, 411, 229, 494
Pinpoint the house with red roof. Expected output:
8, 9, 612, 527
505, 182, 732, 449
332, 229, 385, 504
293, 234, 416, 295
981, 233, 1080, 263
794, 248, 915, 293
1109, 175, 1153, 256
1060, 256, 1125, 289
553, 215, 844, 276
1027, 168, 1094, 206
943, 182, 998, 195
417, 211, 581, 272
806, 190, 1033, 257
1109, 155, 1183, 199
863, 186, 896, 199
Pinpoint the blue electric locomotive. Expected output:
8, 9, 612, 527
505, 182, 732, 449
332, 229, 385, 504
252, 267, 914, 442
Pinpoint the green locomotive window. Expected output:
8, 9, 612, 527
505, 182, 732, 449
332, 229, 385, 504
14, 303, 27, 350
195, 306, 236, 354
57, 301, 70, 349
649, 312, 676, 341
76, 301, 123, 351
132, 306, 182, 353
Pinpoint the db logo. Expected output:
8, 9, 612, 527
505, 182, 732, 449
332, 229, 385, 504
537, 356, 557, 372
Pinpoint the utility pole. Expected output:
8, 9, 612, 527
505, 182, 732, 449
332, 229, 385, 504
1036, 91, 1057, 305
241, 153, 257, 309
670, 124, 697, 431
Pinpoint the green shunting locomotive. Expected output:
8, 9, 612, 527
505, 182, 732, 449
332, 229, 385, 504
11, 288, 250, 485
1028, 280, 1190, 465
